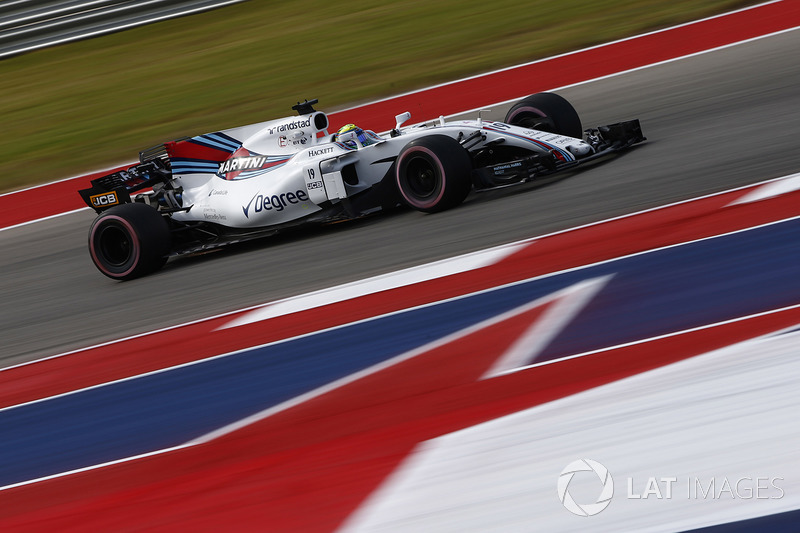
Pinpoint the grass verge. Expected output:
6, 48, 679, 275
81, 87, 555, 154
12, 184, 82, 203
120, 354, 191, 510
0, 0, 758, 192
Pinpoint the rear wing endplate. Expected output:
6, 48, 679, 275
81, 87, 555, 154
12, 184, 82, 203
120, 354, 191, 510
78, 159, 171, 213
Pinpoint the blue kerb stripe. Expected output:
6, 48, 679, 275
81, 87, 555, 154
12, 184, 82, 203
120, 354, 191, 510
681, 508, 800, 533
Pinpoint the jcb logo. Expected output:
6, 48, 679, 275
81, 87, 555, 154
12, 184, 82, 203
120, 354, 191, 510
90, 192, 119, 208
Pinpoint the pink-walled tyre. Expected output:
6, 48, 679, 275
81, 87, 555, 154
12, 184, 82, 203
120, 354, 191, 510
88, 203, 170, 280
504, 92, 582, 138
395, 135, 472, 213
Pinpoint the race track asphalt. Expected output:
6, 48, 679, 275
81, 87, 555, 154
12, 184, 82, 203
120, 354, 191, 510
2, 29, 799, 367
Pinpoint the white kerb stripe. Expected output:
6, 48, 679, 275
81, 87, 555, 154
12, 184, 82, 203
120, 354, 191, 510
728, 172, 800, 205
220, 241, 528, 329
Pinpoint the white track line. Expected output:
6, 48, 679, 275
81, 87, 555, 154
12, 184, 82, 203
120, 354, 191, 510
0, 207, 90, 233
221, 241, 528, 330
728, 172, 800, 205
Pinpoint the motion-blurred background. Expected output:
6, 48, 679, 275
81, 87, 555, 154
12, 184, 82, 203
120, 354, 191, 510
0, 0, 756, 192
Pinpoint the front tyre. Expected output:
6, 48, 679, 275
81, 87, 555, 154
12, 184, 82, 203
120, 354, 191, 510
395, 135, 473, 213
88, 203, 171, 280
504, 92, 582, 138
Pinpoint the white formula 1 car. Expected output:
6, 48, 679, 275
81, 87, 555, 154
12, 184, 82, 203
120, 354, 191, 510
79, 93, 644, 279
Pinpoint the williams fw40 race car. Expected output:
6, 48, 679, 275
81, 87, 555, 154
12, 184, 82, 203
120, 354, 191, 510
79, 93, 645, 280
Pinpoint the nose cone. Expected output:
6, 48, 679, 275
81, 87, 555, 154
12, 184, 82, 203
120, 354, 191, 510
567, 143, 593, 157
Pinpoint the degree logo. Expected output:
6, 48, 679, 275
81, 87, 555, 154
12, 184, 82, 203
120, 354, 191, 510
242, 189, 310, 217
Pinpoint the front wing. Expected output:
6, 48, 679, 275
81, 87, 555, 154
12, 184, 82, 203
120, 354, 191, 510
472, 119, 645, 189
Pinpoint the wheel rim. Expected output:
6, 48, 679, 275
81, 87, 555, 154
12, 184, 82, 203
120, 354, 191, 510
405, 155, 439, 199
98, 224, 132, 266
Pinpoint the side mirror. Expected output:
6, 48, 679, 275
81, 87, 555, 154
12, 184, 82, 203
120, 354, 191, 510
477, 108, 492, 127
394, 111, 411, 130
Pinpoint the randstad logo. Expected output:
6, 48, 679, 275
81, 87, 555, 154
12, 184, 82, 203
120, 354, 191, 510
557, 459, 614, 516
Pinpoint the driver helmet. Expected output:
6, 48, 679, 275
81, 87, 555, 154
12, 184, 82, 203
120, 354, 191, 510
335, 123, 378, 149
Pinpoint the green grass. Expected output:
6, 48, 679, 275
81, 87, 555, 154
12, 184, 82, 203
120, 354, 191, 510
0, 0, 758, 192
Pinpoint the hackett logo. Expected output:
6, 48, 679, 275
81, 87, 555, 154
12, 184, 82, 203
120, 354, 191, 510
308, 147, 335, 157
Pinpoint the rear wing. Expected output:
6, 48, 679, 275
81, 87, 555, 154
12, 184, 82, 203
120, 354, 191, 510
78, 158, 171, 213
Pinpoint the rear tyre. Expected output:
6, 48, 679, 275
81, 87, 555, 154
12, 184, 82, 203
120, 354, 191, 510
504, 92, 582, 138
88, 203, 171, 280
395, 135, 473, 213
